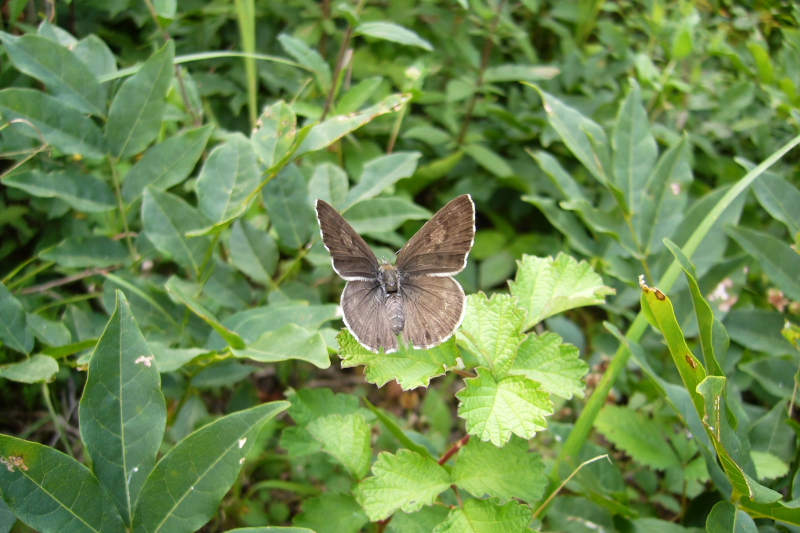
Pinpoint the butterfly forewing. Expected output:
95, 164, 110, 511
341, 279, 398, 353
400, 276, 465, 349
316, 199, 380, 280
395, 194, 475, 277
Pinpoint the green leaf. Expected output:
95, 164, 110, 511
196, 133, 259, 224
462, 144, 514, 178
531, 86, 611, 185
165, 276, 246, 349
4, 169, 115, 212
459, 293, 526, 378
341, 152, 421, 211
262, 165, 316, 249
0, 88, 105, 158
452, 437, 546, 503
508, 254, 615, 331
335, 76, 383, 115
595, 405, 680, 469
252, 100, 297, 170
132, 401, 289, 533
522, 195, 598, 256
751, 172, 800, 237
78, 292, 167, 525
456, 370, 552, 447
106, 40, 175, 158
122, 125, 214, 202
612, 80, 657, 213
433, 499, 533, 533
740, 358, 796, 399
724, 309, 796, 356
293, 493, 368, 533
229, 220, 279, 285
387, 506, 450, 533
141, 188, 213, 276
233, 323, 330, 369
26, 313, 71, 347
510, 332, 588, 399
286, 387, 361, 426
306, 413, 372, 479
0, 435, 124, 532
294, 94, 411, 158
0, 283, 33, 354
354, 450, 451, 521
215, 304, 340, 347
40, 236, 129, 268
0, 32, 105, 116
277, 34, 332, 93
751, 450, 788, 480
308, 163, 349, 208
345, 197, 430, 234
338, 329, 458, 390
148, 342, 206, 373
355, 21, 433, 50
726, 225, 800, 302
483, 64, 560, 83
706, 501, 758, 533
637, 137, 692, 254
0, 354, 58, 383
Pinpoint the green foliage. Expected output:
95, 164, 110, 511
1, 0, 799, 531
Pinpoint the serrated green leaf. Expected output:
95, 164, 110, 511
459, 293, 525, 378
309, 162, 348, 208
294, 94, 411, 158
197, 133, 259, 224
141, 188, 213, 276
510, 332, 588, 399
165, 276, 245, 349
456, 370, 552, 447
262, 165, 315, 249
306, 413, 372, 479
0, 32, 105, 116
279, 425, 323, 457
0, 354, 58, 383
40, 236, 129, 268
387, 506, 450, 533
106, 40, 174, 158
122, 125, 214, 202
452, 437, 545, 503
751, 450, 788, 480
293, 493, 368, 533
229, 219, 279, 285
4, 169, 116, 212
433, 498, 532, 533
286, 387, 361, 427
341, 152, 421, 211
354, 450, 451, 521
79, 292, 166, 524
0, 283, 33, 354
726, 225, 800, 302
346, 197, 430, 234
595, 405, 680, 470
0, 88, 106, 158
0, 435, 124, 532
508, 254, 615, 331
338, 329, 458, 390
132, 401, 289, 533
277, 34, 331, 93
355, 22, 433, 51
233, 323, 330, 368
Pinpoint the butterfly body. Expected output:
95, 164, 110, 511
316, 195, 475, 354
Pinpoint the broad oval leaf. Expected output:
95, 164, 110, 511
196, 133, 259, 224
0, 354, 58, 383
131, 401, 289, 533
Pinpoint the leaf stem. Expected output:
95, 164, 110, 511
320, 0, 366, 120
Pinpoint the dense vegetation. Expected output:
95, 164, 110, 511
1, 1, 799, 532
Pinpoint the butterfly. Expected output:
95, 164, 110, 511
315, 195, 475, 353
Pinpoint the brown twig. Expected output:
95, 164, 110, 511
19, 267, 119, 295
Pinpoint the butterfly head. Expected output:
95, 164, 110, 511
378, 263, 400, 293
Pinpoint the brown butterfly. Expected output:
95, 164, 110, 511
316, 195, 475, 353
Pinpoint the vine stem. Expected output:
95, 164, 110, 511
456, 0, 507, 146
